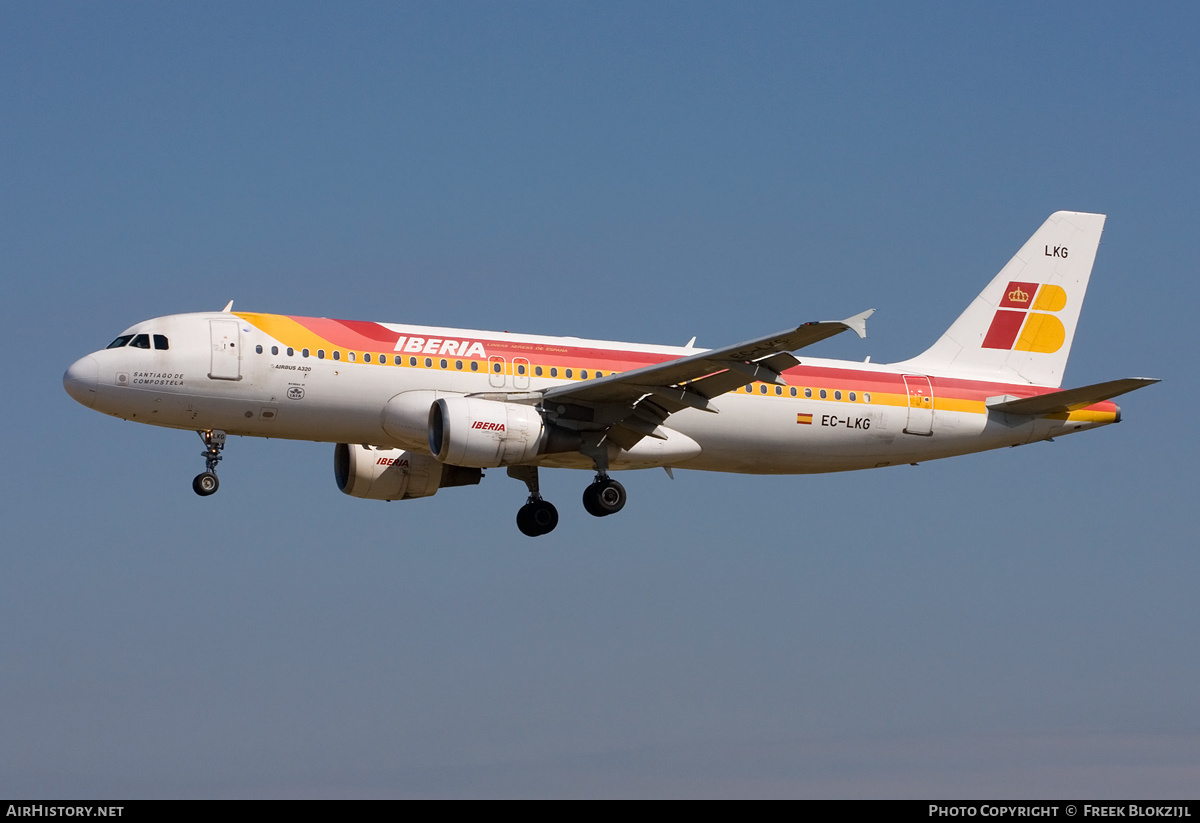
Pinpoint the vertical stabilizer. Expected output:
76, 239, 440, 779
896, 211, 1106, 387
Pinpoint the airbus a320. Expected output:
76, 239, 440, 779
64, 212, 1157, 536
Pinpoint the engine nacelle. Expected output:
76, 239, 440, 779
334, 443, 481, 501
429, 396, 560, 468
382, 390, 449, 450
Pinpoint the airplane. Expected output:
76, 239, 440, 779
64, 211, 1157, 536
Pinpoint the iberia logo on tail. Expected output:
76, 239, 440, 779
981, 281, 1068, 353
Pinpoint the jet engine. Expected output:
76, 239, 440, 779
334, 443, 481, 500
428, 396, 578, 468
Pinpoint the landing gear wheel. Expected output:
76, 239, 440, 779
193, 471, 219, 496
517, 499, 559, 537
193, 429, 227, 497
583, 478, 626, 517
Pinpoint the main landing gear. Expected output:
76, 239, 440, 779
508, 466, 628, 536
192, 429, 226, 497
582, 474, 626, 517
509, 466, 558, 537
578, 436, 624, 519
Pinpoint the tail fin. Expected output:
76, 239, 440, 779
897, 211, 1106, 387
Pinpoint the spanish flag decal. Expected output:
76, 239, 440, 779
797, 413, 813, 425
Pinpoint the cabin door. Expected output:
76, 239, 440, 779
208, 320, 242, 381
902, 374, 934, 436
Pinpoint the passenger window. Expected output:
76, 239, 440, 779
759, 385, 768, 394
804, 388, 812, 398
317, 350, 325, 359
517, 364, 527, 375
364, 353, 372, 363
271, 346, 279, 355
302, 348, 310, 358
850, 391, 856, 402
255, 345, 263, 354
864, 392, 871, 403
426, 358, 433, 368
333, 351, 341, 361
130, 334, 151, 349
580, 370, 587, 379
493, 362, 502, 373
286, 347, 294, 356
834, 391, 842, 400
153, 334, 169, 350
471, 361, 478, 372
775, 386, 782, 395
550, 368, 558, 377
790, 387, 797, 397
455, 360, 463, 370
565, 369, 573, 378
347, 352, 355, 362
819, 389, 827, 399
440, 358, 448, 369
410, 357, 418, 366
106, 335, 133, 349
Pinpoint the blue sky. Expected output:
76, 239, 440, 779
3, 2, 1197, 797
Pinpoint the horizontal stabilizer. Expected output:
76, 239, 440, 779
986, 377, 1160, 416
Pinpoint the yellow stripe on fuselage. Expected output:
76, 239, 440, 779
235, 313, 335, 353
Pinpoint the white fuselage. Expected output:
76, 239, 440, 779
63, 310, 1118, 476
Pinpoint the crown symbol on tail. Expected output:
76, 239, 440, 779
1008, 286, 1029, 303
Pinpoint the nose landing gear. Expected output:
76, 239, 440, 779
192, 429, 226, 497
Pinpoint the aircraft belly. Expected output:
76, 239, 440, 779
671, 399, 1023, 474
669, 397, 895, 474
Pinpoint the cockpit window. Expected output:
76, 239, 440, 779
130, 334, 151, 349
153, 334, 169, 350
106, 335, 133, 349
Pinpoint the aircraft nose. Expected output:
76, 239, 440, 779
64, 355, 100, 408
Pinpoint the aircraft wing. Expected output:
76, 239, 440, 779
533, 310, 873, 450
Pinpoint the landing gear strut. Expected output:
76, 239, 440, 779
582, 474, 626, 517
192, 429, 226, 497
578, 435, 627, 518
508, 466, 558, 537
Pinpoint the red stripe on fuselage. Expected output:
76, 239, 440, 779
279, 315, 1114, 412
331, 318, 402, 344
292, 317, 402, 352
